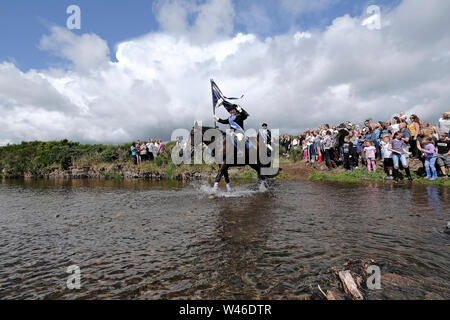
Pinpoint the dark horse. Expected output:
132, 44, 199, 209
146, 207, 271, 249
189, 122, 280, 190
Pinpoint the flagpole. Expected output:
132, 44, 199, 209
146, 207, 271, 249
210, 79, 217, 128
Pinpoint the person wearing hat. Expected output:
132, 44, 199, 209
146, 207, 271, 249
213, 105, 249, 134
259, 123, 273, 153
213, 104, 251, 157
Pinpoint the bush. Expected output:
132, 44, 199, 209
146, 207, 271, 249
99, 146, 119, 163
165, 163, 178, 180
289, 148, 302, 163
279, 145, 286, 156
0, 140, 136, 175
154, 156, 165, 167
0, 140, 184, 176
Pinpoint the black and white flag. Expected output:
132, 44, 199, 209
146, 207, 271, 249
210, 79, 243, 113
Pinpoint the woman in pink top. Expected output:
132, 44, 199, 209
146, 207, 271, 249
158, 140, 165, 155
364, 141, 377, 172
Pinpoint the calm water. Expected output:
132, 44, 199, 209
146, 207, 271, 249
0, 178, 449, 300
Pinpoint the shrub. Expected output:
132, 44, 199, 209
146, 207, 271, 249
154, 156, 164, 167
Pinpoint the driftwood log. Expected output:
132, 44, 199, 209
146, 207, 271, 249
338, 270, 364, 300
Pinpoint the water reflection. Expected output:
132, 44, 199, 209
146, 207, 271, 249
214, 194, 274, 299
425, 185, 441, 212
1, 178, 186, 191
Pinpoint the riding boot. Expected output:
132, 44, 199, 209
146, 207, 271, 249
393, 169, 399, 182
405, 167, 413, 182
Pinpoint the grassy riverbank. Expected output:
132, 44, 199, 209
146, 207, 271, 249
308, 167, 450, 187
0, 140, 254, 180
276, 158, 450, 186
0, 140, 174, 178
1, 140, 449, 186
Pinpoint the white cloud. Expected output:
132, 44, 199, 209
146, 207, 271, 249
154, 0, 235, 43
39, 26, 110, 73
280, 0, 339, 15
0, 0, 449, 145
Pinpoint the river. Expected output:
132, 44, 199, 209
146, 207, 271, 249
0, 178, 449, 300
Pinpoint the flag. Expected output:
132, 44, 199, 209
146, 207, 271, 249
210, 79, 243, 113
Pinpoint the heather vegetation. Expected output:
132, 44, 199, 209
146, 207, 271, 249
0, 140, 176, 177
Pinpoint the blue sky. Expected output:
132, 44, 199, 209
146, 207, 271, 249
0, 0, 401, 71
2, 0, 448, 145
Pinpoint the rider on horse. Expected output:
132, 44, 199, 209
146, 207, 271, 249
212, 104, 251, 192
209, 81, 277, 193
213, 104, 251, 156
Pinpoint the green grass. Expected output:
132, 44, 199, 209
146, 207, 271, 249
105, 170, 123, 180
274, 172, 290, 180
230, 169, 257, 179
412, 175, 450, 187
289, 148, 303, 163
165, 163, 178, 180
138, 162, 162, 171
309, 168, 450, 187
179, 163, 215, 171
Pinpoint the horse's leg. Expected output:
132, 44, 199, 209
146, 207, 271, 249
249, 164, 263, 182
214, 163, 227, 191
223, 165, 232, 192
250, 164, 270, 191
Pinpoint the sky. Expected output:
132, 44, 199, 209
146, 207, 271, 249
0, 0, 448, 145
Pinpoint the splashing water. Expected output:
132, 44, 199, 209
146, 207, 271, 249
194, 181, 269, 198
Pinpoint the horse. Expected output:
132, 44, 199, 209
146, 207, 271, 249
189, 122, 280, 191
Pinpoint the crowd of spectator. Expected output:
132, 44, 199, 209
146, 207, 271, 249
282, 111, 450, 182
130, 139, 165, 166
127, 112, 450, 182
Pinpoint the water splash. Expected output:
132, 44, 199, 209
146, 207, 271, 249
193, 182, 268, 198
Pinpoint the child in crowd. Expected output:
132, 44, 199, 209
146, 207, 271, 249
349, 131, 359, 168
364, 141, 377, 172
135, 143, 141, 166
436, 132, 450, 179
381, 135, 393, 179
420, 137, 438, 181
314, 131, 323, 163
342, 136, 355, 171
389, 132, 413, 182
302, 140, 308, 163
131, 143, 137, 165
309, 132, 317, 163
